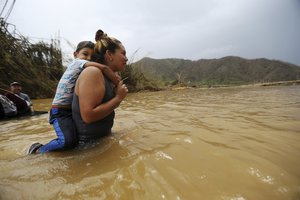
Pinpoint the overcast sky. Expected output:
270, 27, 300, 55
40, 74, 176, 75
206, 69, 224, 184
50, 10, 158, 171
2, 0, 300, 65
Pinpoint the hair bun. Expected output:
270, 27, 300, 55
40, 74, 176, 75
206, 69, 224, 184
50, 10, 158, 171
95, 29, 107, 41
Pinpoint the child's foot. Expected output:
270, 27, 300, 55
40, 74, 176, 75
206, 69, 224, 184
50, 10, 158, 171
28, 143, 43, 154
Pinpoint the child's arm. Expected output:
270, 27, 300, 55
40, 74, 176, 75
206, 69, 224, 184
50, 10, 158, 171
84, 62, 120, 86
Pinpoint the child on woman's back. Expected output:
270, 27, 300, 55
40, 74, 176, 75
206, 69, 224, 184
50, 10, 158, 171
28, 41, 120, 154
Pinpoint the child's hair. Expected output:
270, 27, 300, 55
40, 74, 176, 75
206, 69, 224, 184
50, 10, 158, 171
75, 41, 95, 52
92, 29, 122, 64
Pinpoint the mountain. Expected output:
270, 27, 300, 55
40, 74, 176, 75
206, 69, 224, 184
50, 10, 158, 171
131, 56, 300, 87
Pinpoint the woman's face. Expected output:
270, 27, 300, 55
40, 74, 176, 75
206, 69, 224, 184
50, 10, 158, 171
110, 44, 128, 72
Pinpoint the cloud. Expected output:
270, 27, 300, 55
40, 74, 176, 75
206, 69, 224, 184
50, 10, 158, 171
4, 0, 300, 65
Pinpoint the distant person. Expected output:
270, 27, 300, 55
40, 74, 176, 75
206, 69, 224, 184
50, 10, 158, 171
72, 29, 128, 143
28, 41, 120, 154
6, 82, 33, 114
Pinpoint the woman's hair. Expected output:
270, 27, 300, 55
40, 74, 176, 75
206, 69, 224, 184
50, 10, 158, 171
75, 41, 95, 52
92, 29, 122, 63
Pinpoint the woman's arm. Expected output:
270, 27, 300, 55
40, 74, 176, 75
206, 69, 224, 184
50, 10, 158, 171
75, 67, 126, 124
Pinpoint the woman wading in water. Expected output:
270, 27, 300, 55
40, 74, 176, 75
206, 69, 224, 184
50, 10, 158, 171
72, 29, 128, 143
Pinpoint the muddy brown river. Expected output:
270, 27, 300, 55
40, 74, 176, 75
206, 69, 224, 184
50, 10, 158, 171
0, 85, 299, 199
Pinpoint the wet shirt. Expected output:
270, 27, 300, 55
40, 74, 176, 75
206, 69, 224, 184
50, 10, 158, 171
52, 59, 88, 106
72, 77, 115, 142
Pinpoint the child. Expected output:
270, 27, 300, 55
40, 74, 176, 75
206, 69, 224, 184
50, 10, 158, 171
28, 41, 120, 154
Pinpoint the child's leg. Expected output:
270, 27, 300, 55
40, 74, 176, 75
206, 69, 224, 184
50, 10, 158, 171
39, 108, 78, 153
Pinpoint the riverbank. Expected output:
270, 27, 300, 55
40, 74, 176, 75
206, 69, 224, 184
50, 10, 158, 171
256, 79, 300, 87
169, 79, 300, 90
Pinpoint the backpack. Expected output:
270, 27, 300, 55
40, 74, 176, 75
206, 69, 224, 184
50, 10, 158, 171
0, 94, 17, 117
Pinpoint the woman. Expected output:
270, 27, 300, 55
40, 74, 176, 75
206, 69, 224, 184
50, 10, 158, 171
72, 29, 128, 142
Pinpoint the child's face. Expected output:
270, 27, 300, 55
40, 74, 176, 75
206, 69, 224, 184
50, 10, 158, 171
74, 47, 94, 61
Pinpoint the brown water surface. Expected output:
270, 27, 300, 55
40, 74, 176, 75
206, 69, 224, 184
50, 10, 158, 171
0, 86, 300, 199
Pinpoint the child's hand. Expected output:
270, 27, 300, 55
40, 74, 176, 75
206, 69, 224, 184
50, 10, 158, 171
116, 74, 121, 82
102, 66, 119, 86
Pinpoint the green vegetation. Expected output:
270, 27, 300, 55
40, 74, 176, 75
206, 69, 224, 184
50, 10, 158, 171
120, 62, 161, 92
118, 49, 161, 92
0, 18, 64, 98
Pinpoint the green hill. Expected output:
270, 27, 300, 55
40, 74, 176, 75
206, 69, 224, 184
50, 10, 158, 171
132, 56, 300, 87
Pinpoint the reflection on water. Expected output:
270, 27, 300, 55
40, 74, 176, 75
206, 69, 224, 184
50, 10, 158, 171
0, 85, 300, 199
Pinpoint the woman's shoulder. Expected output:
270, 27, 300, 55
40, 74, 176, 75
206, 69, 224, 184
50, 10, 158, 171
80, 66, 104, 80
82, 66, 103, 74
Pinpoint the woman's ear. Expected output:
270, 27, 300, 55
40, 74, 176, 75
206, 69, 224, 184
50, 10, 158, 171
73, 52, 77, 58
106, 50, 113, 61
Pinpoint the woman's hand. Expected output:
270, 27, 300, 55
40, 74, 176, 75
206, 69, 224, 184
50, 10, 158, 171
115, 81, 128, 101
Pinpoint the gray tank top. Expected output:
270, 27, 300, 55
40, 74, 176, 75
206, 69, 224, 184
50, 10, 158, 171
72, 77, 115, 142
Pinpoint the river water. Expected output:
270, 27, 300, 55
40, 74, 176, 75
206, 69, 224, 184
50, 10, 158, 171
0, 85, 299, 200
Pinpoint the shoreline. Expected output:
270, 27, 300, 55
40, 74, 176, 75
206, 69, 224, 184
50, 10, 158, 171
169, 80, 300, 90
254, 79, 300, 87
